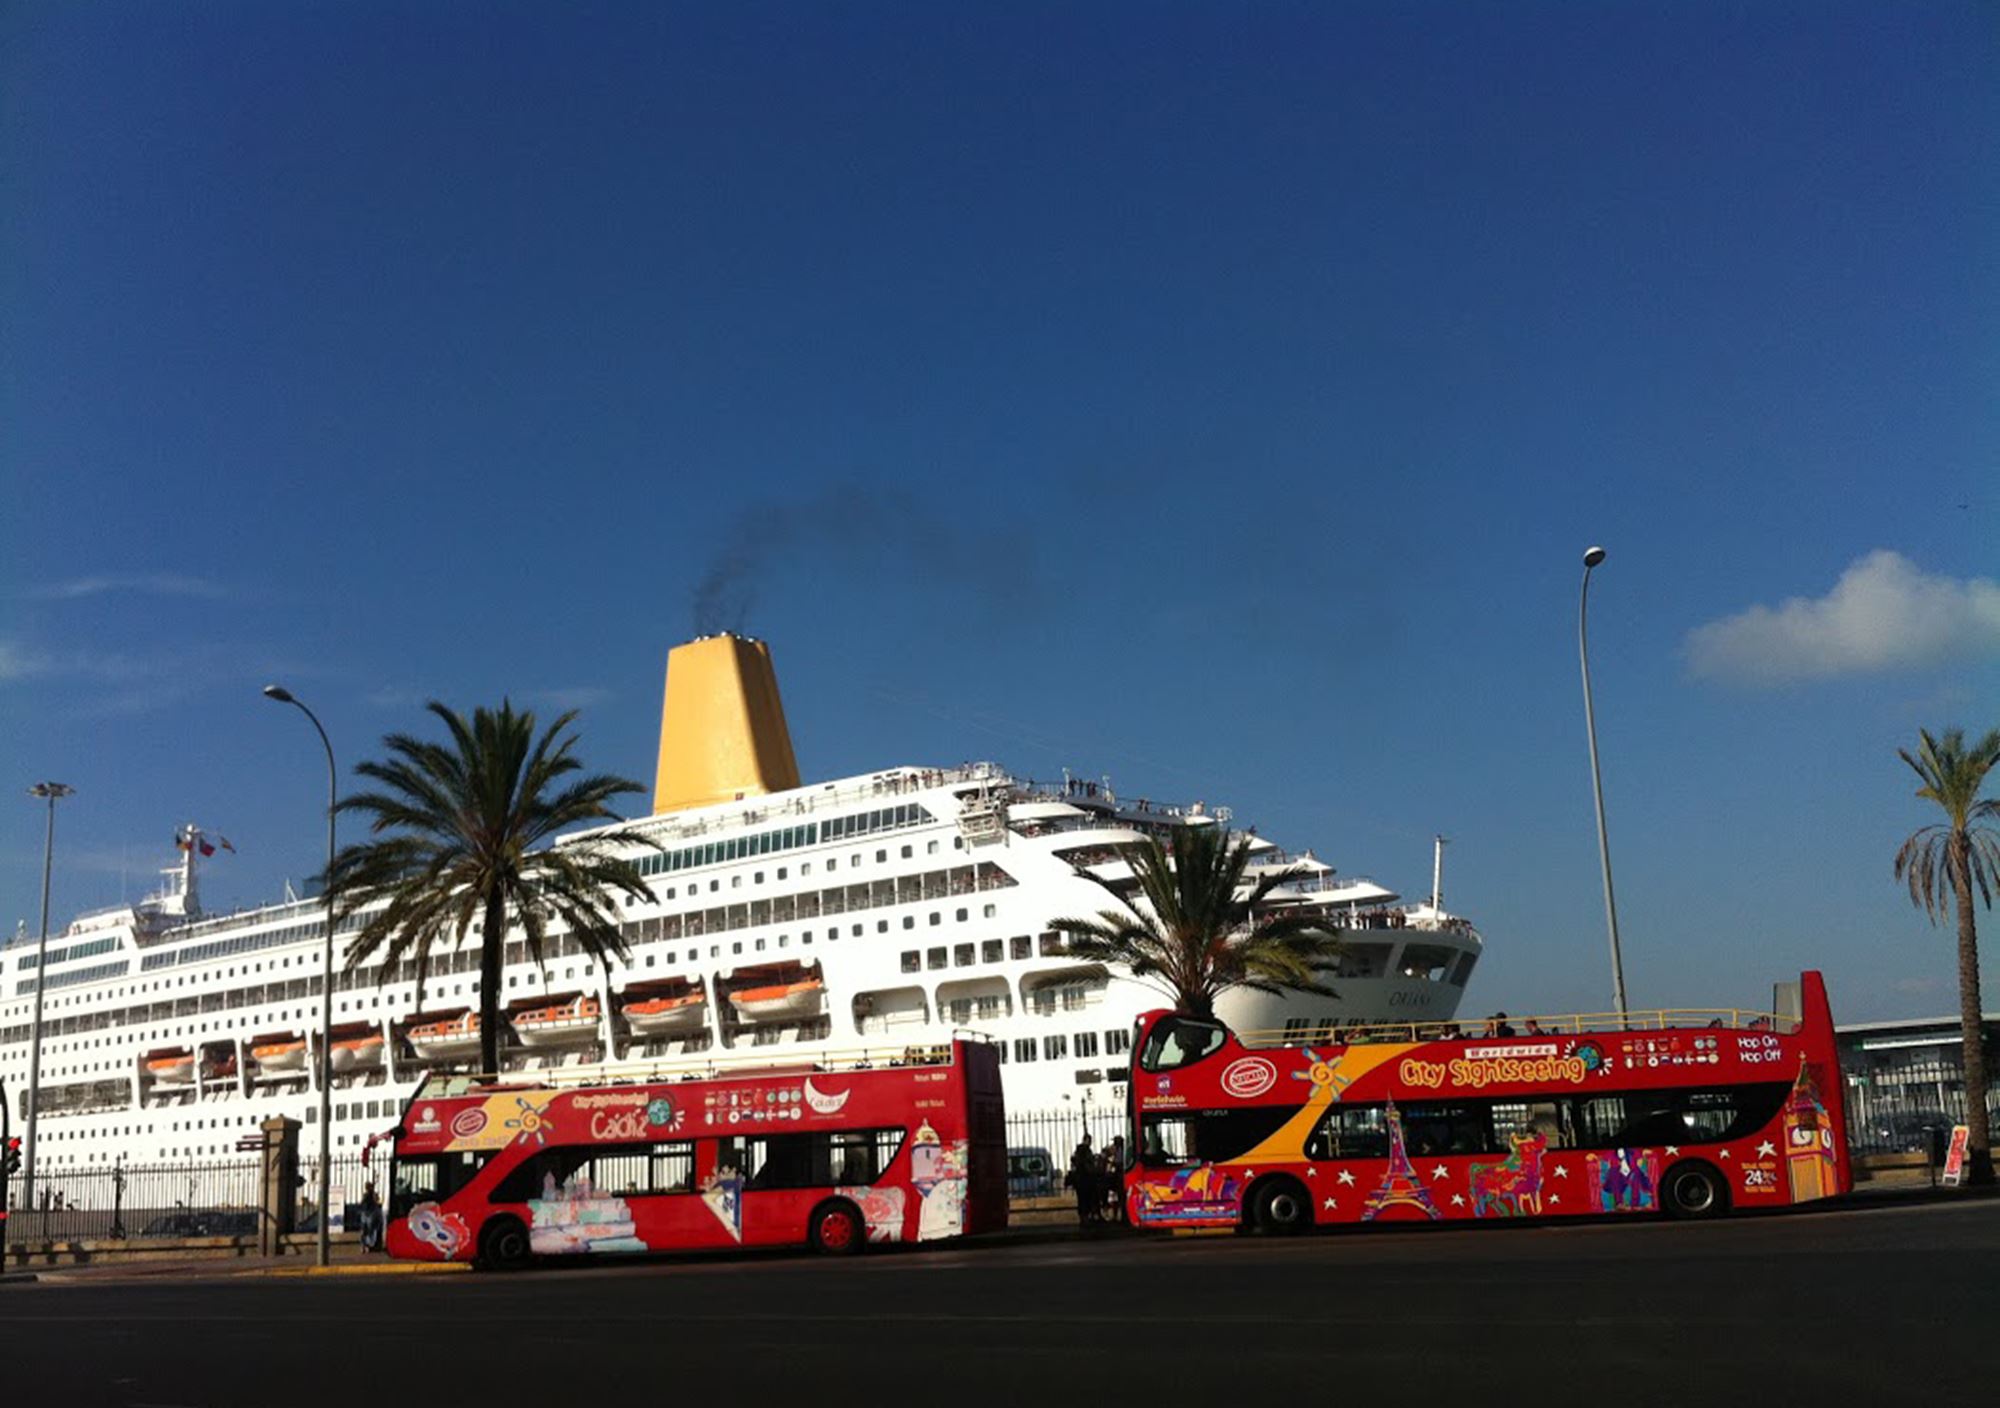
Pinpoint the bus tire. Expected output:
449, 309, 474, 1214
1661, 1160, 1728, 1220
1248, 1177, 1313, 1236
809, 1200, 865, 1256
478, 1215, 532, 1270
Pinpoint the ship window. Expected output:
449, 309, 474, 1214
927, 841, 939, 855
877, 921, 888, 934
777, 867, 787, 881
926, 948, 947, 970
851, 926, 861, 938
982, 940, 1002, 963
902, 917, 915, 930
1013, 1039, 1037, 1063
956, 909, 968, 923
1076, 1031, 1100, 1058
929, 913, 941, 927
954, 944, 974, 967
1044, 1035, 1068, 1060
1011, 936, 1031, 960
755, 939, 766, 952
732, 943, 742, 955
901, 845, 912, 860
900, 952, 920, 973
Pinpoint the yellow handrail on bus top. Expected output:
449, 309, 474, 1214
417, 1032, 994, 1099
1231, 1007, 1799, 1051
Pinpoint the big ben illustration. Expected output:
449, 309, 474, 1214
1783, 1056, 1837, 1203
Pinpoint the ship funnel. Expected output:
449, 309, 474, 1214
652, 634, 802, 814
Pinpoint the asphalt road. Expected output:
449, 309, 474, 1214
5, 1198, 1991, 1407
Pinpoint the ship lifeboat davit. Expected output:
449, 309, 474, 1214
146, 1049, 196, 1085
622, 990, 707, 1036
405, 1012, 482, 1062
250, 1038, 308, 1074
329, 1032, 386, 1074
730, 978, 824, 1023
510, 995, 602, 1048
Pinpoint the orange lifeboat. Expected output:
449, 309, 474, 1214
730, 977, 825, 1022
510, 995, 601, 1048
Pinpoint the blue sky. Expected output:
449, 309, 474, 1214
4, 3, 1995, 1023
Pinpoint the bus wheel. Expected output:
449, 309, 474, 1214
478, 1216, 532, 1270
1661, 1161, 1728, 1220
810, 1201, 864, 1256
1250, 1178, 1312, 1236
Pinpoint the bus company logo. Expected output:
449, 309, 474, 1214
448, 1108, 488, 1140
411, 1105, 442, 1134
1463, 1043, 1558, 1061
646, 1097, 677, 1129
803, 1079, 851, 1115
1220, 1057, 1279, 1100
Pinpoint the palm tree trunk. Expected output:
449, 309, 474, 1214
479, 893, 506, 1076
1953, 835, 1993, 1185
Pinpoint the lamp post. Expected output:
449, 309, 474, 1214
22, 781, 75, 1211
1578, 546, 1629, 1019
263, 686, 336, 1267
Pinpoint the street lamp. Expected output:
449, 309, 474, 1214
263, 685, 337, 1268
22, 781, 75, 1210
1578, 546, 1628, 1019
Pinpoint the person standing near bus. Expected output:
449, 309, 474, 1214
1069, 1135, 1099, 1224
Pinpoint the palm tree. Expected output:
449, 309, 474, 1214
326, 700, 654, 1074
1893, 726, 2000, 1186
1051, 821, 1343, 1020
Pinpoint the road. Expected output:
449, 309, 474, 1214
4, 1197, 1990, 1407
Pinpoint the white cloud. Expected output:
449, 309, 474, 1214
28, 573, 226, 601
1686, 551, 2000, 685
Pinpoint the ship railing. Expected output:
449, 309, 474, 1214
1234, 1007, 1800, 1049
411, 1031, 998, 1100
590, 763, 1017, 850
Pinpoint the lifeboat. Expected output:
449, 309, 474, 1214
329, 1032, 386, 1074
405, 1012, 482, 1062
510, 995, 602, 1048
622, 990, 707, 1036
250, 1038, 308, 1074
730, 977, 825, 1022
146, 1049, 195, 1085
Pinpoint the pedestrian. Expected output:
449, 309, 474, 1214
1102, 1136, 1127, 1224
359, 1181, 384, 1252
1068, 1134, 1099, 1224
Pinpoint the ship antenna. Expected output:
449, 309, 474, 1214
1431, 834, 1448, 913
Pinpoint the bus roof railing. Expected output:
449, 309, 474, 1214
1230, 1007, 1800, 1050
411, 1032, 994, 1101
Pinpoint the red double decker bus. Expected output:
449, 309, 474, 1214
1124, 971, 1848, 1232
385, 1039, 1005, 1267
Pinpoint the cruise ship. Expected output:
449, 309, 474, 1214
1, 634, 1483, 1172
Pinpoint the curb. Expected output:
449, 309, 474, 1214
265, 1261, 472, 1278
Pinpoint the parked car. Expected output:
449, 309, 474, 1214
139, 1210, 259, 1238
1007, 1146, 1057, 1198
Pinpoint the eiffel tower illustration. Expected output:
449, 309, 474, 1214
1361, 1098, 1442, 1221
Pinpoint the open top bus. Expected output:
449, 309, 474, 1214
1124, 970, 1848, 1232
385, 1037, 1005, 1267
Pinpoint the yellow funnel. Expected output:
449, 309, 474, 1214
652, 635, 802, 814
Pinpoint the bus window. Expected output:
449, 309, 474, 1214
1400, 1103, 1496, 1157
1141, 1107, 1294, 1166
1306, 1105, 1389, 1160
390, 1150, 488, 1218
1138, 1017, 1228, 1073
1492, 1100, 1572, 1150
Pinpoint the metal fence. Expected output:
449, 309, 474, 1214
1843, 1070, 1998, 1156
2, 1152, 389, 1243
4, 1158, 263, 1243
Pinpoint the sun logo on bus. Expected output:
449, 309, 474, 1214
505, 1095, 556, 1147
1291, 1048, 1353, 1101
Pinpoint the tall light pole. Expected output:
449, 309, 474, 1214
1578, 546, 1629, 1019
22, 782, 75, 1210
264, 686, 336, 1267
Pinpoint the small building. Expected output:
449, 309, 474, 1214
1836, 1014, 2000, 1154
